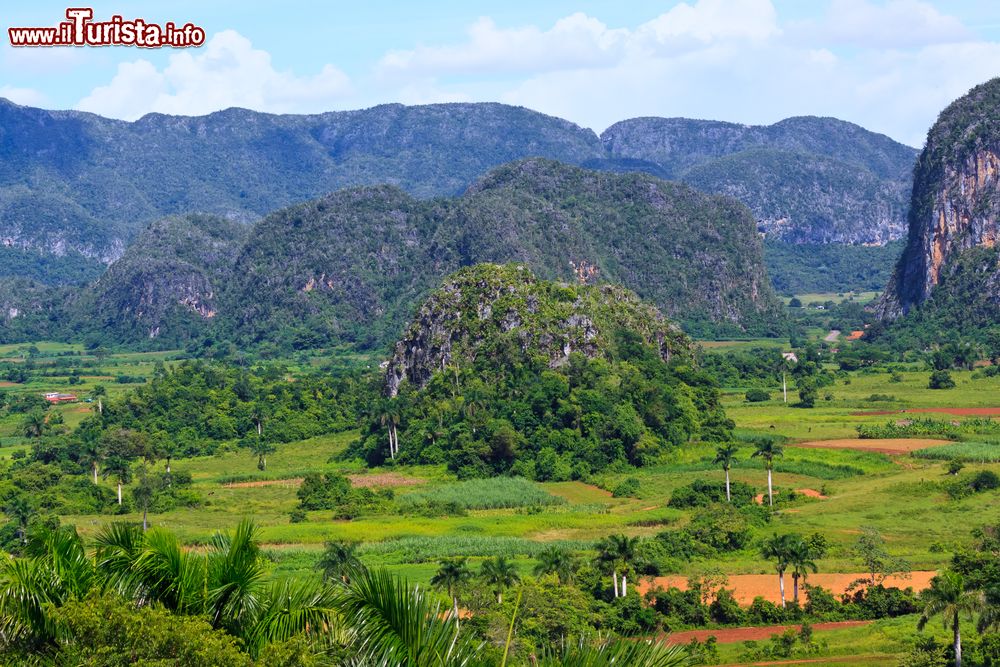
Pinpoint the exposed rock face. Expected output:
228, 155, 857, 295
876, 77, 1000, 318
384, 264, 692, 397
81, 214, 247, 343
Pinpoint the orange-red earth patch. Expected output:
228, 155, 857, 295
638, 571, 935, 606
791, 438, 952, 455
666, 620, 871, 644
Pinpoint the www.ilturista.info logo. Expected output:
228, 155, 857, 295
8, 8, 205, 48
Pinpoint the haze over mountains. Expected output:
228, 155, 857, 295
0, 98, 916, 280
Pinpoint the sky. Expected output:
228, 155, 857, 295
1, 0, 999, 146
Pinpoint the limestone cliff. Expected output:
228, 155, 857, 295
876, 77, 1000, 319
384, 264, 692, 397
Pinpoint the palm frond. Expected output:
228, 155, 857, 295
335, 567, 478, 667
538, 637, 689, 667
242, 578, 342, 658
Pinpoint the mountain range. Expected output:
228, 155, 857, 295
0, 159, 784, 348
0, 98, 916, 287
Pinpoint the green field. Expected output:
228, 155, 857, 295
3, 343, 1000, 665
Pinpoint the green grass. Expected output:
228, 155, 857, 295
912, 441, 1000, 462
397, 477, 565, 510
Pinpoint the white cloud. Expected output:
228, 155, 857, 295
378, 13, 627, 77
790, 0, 972, 48
0, 85, 48, 107
76, 30, 351, 120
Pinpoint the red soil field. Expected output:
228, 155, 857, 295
0, 381, 18, 387
791, 438, 952, 455
666, 620, 871, 644
637, 571, 936, 606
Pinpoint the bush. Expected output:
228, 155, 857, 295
946, 460, 965, 475
928, 370, 955, 390
668, 479, 756, 508
612, 477, 641, 498
745, 388, 771, 403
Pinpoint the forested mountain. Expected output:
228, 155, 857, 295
602, 116, 917, 244
872, 77, 1000, 344
222, 158, 785, 348
352, 263, 732, 476
0, 99, 915, 288
0, 160, 784, 348
76, 214, 249, 347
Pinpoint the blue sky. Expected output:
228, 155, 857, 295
2, 1, 999, 145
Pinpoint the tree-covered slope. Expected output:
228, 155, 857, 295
601, 116, 917, 244
222, 159, 784, 350
73, 214, 248, 347
352, 263, 731, 477
0, 100, 604, 267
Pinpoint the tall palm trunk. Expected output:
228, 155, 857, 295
93, 462, 98, 484
612, 570, 619, 598
792, 574, 799, 604
954, 611, 962, 667
117, 482, 122, 505
620, 574, 627, 597
767, 467, 774, 506
725, 468, 731, 502
778, 571, 786, 608
142, 506, 148, 532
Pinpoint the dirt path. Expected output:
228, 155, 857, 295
666, 620, 871, 644
638, 571, 935, 606
790, 438, 952, 455
853, 407, 1000, 417
824, 330, 841, 343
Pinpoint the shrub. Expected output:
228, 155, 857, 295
668, 479, 756, 508
928, 370, 955, 390
612, 477, 641, 498
946, 460, 965, 475
745, 388, 771, 403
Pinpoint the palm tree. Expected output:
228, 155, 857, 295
598, 534, 640, 598
431, 558, 472, 624
78, 438, 103, 484
786, 536, 819, 604
378, 399, 402, 460
714, 443, 739, 502
102, 455, 132, 505
480, 557, 520, 604
918, 571, 984, 667
3, 496, 36, 546
317, 540, 363, 584
0, 526, 96, 647
761, 533, 794, 608
91, 384, 106, 415
250, 436, 275, 472
751, 439, 784, 506
22, 410, 46, 439
533, 546, 577, 585
977, 586, 1000, 635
